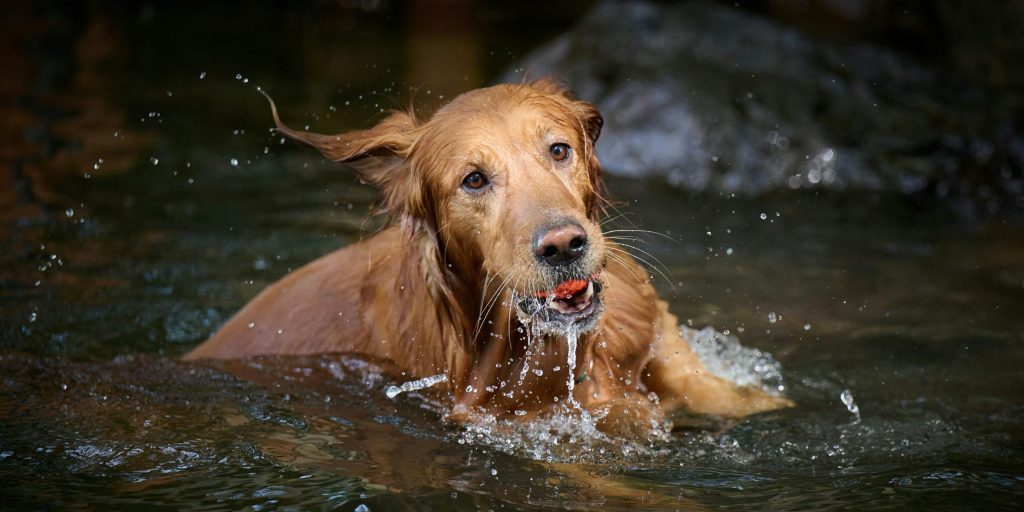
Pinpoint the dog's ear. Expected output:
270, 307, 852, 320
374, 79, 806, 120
529, 77, 603, 144
263, 91, 417, 188
530, 78, 608, 219
571, 100, 603, 145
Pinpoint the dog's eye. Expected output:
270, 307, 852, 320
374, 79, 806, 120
462, 171, 489, 191
550, 143, 571, 162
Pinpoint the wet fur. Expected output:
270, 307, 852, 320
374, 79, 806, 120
185, 79, 791, 434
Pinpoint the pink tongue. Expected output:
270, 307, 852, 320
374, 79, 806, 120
532, 279, 588, 300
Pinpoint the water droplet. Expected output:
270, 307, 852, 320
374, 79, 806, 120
150, 157, 159, 165
768, 311, 778, 323
385, 373, 448, 399
199, 71, 207, 79
29, 312, 37, 322
760, 212, 767, 220
840, 389, 861, 421
65, 208, 74, 218
803, 323, 811, 331
490, 468, 497, 476
532, 369, 544, 377
235, 73, 242, 80
230, 158, 239, 167
247, 322, 255, 329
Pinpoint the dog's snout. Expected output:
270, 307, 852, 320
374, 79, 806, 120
534, 223, 588, 266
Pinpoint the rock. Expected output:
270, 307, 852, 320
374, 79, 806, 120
503, 0, 1023, 214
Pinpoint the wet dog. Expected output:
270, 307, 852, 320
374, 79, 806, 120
185, 79, 791, 435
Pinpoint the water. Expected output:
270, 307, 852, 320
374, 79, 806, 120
384, 373, 448, 400
3, 3, 1023, 510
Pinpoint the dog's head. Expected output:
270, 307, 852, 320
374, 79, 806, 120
268, 79, 608, 335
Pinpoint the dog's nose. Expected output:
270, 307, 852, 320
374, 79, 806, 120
534, 223, 588, 266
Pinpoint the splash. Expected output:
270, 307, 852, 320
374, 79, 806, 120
563, 327, 584, 412
682, 326, 786, 395
840, 389, 861, 422
384, 373, 448, 399
456, 409, 668, 464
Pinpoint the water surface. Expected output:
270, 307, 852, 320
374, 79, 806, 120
2, 2, 1023, 510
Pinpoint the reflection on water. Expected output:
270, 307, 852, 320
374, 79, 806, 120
2, 1, 1023, 510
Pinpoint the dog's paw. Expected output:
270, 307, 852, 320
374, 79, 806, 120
591, 398, 672, 440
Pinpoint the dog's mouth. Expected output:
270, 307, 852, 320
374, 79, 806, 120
514, 276, 603, 333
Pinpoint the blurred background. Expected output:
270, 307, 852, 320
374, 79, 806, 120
1, 1, 1022, 510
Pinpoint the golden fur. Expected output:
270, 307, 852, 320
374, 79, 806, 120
185, 79, 791, 434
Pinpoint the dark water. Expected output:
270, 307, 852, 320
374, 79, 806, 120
2, 2, 1023, 510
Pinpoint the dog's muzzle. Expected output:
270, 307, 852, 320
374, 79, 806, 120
514, 276, 603, 334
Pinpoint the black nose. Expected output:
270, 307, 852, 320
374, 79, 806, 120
534, 223, 588, 266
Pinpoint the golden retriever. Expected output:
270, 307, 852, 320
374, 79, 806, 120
184, 79, 791, 435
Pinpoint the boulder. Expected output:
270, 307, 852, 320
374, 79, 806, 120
503, 0, 1023, 213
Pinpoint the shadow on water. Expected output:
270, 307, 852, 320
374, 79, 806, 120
1, 1, 1023, 510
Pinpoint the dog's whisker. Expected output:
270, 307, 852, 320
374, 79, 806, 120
474, 271, 496, 336
608, 246, 675, 290
475, 272, 516, 339
505, 278, 515, 351
603, 228, 678, 243
599, 210, 633, 226
480, 273, 515, 324
602, 235, 646, 244
609, 241, 673, 278
606, 252, 646, 285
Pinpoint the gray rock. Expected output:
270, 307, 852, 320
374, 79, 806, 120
503, 0, 1023, 211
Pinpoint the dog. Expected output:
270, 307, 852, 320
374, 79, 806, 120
184, 79, 792, 435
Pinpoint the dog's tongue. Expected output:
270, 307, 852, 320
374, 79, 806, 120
533, 279, 589, 300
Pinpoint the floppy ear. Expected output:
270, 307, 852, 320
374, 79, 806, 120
529, 77, 603, 144
571, 100, 604, 145
262, 91, 418, 190
530, 78, 609, 219
577, 102, 608, 221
